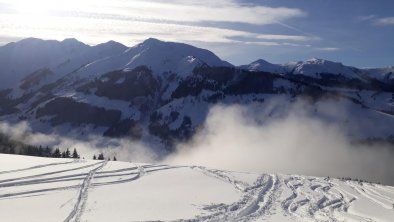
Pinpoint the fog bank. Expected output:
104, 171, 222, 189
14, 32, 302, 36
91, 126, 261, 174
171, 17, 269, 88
165, 100, 394, 185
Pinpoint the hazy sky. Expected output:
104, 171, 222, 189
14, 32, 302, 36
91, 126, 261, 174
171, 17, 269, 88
0, 0, 393, 67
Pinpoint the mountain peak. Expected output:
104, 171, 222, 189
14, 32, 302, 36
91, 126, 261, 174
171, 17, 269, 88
305, 58, 327, 64
252, 59, 273, 65
141, 38, 164, 45
18, 37, 50, 45
61, 38, 80, 43
304, 58, 344, 66
60, 38, 88, 48
241, 58, 285, 73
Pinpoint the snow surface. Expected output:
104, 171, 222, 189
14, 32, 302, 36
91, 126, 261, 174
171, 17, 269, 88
1, 154, 393, 222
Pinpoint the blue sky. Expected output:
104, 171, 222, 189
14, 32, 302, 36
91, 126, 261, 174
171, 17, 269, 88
0, 0, 393, 67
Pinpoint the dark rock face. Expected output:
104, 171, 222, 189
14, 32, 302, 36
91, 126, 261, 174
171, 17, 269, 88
36, 97, 121, 127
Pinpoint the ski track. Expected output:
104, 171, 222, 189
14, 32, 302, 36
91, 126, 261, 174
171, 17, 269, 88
281, 176, 349, 222
0, 160, 77, 175
0, 161, 104, 184
347, 181, 394, 210
192, 166, 249, 192
2, 159, 393, 222
186, 167, 280, 222
63, 161, 107, 222
0, 163, 181, 200
184, 170, 392, 222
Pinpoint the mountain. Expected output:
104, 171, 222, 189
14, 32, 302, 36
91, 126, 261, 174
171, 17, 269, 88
240, 59, 286, 73
1, 154, 393, 221
0, 38, 393, 152
365, 66, 394, 83
241, 58, 394, 84
0, 38, 127, 95
66, 37, 232, 80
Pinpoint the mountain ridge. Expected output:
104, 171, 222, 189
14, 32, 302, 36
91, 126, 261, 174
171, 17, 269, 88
0, 37, 393, 152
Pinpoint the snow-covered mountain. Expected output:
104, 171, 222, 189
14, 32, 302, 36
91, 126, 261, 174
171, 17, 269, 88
65, 38, 232, 81
241, 58, 394, 83
0, 38, 393, 151
1, 154, 393, 222
240, 59, 286, 74
0, 38, 127, 95
365, 66, 394, 83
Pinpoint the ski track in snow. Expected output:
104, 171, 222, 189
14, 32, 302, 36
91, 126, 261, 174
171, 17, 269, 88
63, 161, 107, 222
0, 161, 103, 184
187, 166, 280, 222
1, 157, 393, 222
347, 181, 394, 210
0, 160, 77, 175
192, 166, 249, 192
281, 176, 348, 221
186, 167, 394, 222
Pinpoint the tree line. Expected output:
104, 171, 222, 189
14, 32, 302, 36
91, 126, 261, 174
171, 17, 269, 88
1, 142, 81, 159
0, 132, 82, 158
93, 153, 117, 161
0, 133, 119, 161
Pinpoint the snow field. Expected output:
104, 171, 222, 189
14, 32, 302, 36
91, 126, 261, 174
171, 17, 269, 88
0, 154, 393, 222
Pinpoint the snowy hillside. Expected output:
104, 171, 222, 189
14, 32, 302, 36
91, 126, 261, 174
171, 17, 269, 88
241, 58, 394, 83
1, 154, 393, 222
365, 66, 394, 82
68, 38, 232, 80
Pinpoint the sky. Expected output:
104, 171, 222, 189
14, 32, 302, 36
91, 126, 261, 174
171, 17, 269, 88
0, 0, 393, 67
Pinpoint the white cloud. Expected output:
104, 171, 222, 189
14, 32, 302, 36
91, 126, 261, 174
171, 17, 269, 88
356, 15, 376, 22
0, 0, 305, 25
0, 0, 319, 61
357, 15, 394, 26
376, 17, 394, 25
0, 12, 316, 47
315, 47, 340, 51
256, 34, 319, 41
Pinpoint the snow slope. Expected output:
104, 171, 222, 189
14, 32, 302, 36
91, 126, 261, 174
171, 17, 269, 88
1, 154, 393, 222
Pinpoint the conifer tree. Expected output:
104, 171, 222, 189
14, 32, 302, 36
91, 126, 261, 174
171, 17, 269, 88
93, 154, 97, 160
72, 148, 79, 159
44, 146, 51, 157
65, 148, 71, 158
98, 153, 104, 160
52, 148, 61, 158
61, 150, 67, 158
113, 156, 117, 161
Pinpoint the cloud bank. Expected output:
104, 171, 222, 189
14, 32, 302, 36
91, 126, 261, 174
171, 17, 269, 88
165, 100, 394, 185
1, 97, 392, 185
0, 121, 158, 162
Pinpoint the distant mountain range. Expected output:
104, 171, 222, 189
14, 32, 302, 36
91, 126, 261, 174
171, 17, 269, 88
0, 38, 393, 151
